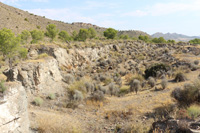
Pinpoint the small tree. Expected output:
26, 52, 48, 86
58, 30, 71, 42
77, 29, 89, 41
72, 31, 78, 41
104, 28, 118, 39
45, 24, 59, 41
88, 28, 96, 39
20, 30, 31, 44
0, 28, 27, 68
30, 30, 44, 44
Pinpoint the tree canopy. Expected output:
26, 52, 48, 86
0, 28, 27, 67
45, 24, 59, 41
104, 28, 118, 39
58, 30, 71, 42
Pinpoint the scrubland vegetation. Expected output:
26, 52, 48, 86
1, 23, 200, 133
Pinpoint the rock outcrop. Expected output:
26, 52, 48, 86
0, 82, 29, 133
4, 57, 63, 95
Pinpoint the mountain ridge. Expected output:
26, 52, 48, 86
151, 32, 200, 42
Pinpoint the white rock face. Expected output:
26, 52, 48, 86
4, 57, 63, 95
0, 82, 29, 133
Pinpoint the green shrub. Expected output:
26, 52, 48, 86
77, 29, 89, 41
189, 38, 200, 44
20, 30, 31, 44
24, 18, 28, 21
37, 53, 49, 59
48, 93, 56, 100
138, 35, 149, 42
0, 80, 6, 93
34, 97, 43, 106
88, 28, 96, 39
58, 30, 71, 42
187, 105, 200, 119
30, 30, 44, 43
144, 63, 170, 79
151, 37, 166, 43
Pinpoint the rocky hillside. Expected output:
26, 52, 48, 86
152, 32, 200, 42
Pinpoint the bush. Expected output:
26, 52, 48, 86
130, 79, 140, 94
194, 60, 199, 65
84, 82, 94, 93
187, 104, 200, 119
161, 78, 168, 89
30, 30, 44, 43
58, 30, 71, 42
151, 37, 166, 43
77, 29, 89, 41
90, 90, 104, 101
144, 63, 170, 79
34, 97, 43, 106
174, 72, 187, 82
88, 28, 96, 39
171, 82, 200, 106
108, 83, 120, 96
189, 38, 200, 44
48, 93, 56, 100
20, 30, 31, 44
138, 35, 149, 42
0, 80, 6, 93
148, 77, 156, 88
63, 74, 75, 84
103, 28, 118, 39
0, 28, 26, 68
72, 90, 83, 101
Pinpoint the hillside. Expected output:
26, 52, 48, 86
152, 32, 200, 42
118, 30, 150, 38
0, 2, 106, 35
0, 2, 149, 38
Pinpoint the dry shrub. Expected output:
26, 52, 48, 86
122, 122, 151, 133
37, 114, 81, 133
124, 73, 133, 83
105, 109, 133, 121
174, 72, 187, 82
86, 99, 104, 108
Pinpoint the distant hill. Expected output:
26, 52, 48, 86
151, 32, 200, 42
118, 30, 150, 38
0, 2, 149, 38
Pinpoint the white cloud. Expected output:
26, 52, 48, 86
27, 8, 96, 24
122, 0, 200, 17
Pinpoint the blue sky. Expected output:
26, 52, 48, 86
1, 0, 200, 36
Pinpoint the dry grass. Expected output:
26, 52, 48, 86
104, 108, 133, 121
36, 113, 81, 133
